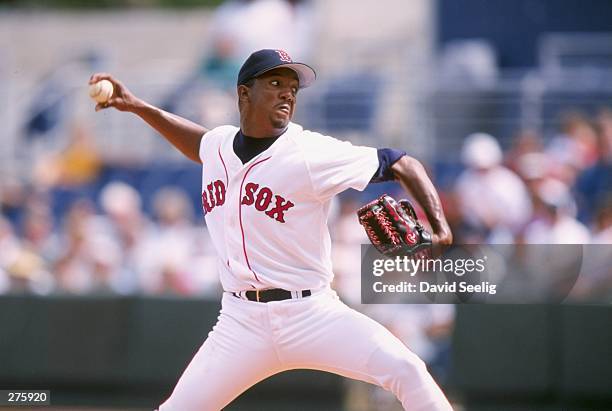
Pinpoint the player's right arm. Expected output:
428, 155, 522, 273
89, 73, 207, 164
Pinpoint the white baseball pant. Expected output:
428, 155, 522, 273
159, 288, 453, 411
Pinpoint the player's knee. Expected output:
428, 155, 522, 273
391, 354, 431, 393
399, 354, 429, 378
373, 354, 451, 410
368, 343, 429, 386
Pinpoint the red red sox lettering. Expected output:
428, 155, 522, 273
202, 180, 226, 213
242, 182, 294, 223
202, 180, 294, 223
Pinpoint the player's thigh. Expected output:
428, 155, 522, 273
278, 294, 426, 384
159, 298, 281, 411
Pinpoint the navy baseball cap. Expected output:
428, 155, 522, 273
237, 49, 316, 89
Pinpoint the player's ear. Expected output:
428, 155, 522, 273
238, 85, 250, 103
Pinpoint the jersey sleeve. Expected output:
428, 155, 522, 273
198, 125, 238, 163
370, 148, 407, 183
198, 131, 208, 164
299, 131, 379, 200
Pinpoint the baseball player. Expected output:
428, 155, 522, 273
90, 49, 454, 411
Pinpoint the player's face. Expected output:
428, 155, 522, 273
247, 68, 299, 134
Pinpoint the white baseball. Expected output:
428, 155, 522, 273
89, 79, 114, 104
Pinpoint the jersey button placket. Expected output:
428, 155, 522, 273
224, 177, 240, 265
236, 156, 271, 284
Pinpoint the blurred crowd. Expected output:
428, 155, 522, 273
0, 179, 219, 297
330, 108, 612, 297
447, 108, 612, 245
0, 108, 610, 298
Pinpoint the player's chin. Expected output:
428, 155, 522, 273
270, 115, 291, 129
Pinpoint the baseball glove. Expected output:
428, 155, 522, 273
357, 194, 432, 257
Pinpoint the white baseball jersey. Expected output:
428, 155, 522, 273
199, 121, 378, 292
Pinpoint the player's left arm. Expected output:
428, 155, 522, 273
391, 155, 453, 245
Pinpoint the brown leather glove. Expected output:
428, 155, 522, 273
357, 194, 432, 256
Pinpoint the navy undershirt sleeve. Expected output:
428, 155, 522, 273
370, 148, 407, 183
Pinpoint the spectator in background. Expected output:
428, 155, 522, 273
199, 36, 242, 92
523, 178, 590, 244
53, 185, 146, 295
0, 214, 53, 295
592, 196, 612, 243
545, 111, 599, 187
3, 250, 50, 295
559, 112, 599, 169
53, 199, 98, 294
54, 121, 103, 187
31, 121, 102, 191
93, 182, 152, 294
20, 200, 60, 264
209, 0, 314, 65
0, 216, 22, 294
575, 108, 612, 224
454, 132, 532, 243
0, 176, 28, 225
140, 186, 214, 296
512, 151, 554, 244
504, 129, 543, 175
87, 235, 125, 295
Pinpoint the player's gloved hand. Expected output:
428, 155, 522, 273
357, 194, 432, 257
89, 73, 142, 113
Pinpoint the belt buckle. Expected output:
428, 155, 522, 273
256, 289, 261, 302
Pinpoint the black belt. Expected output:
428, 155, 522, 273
233, 288, 312, 303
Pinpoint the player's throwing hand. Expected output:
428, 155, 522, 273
89, 73, 141, 113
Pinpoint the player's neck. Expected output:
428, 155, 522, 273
240, 123, 287, 139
